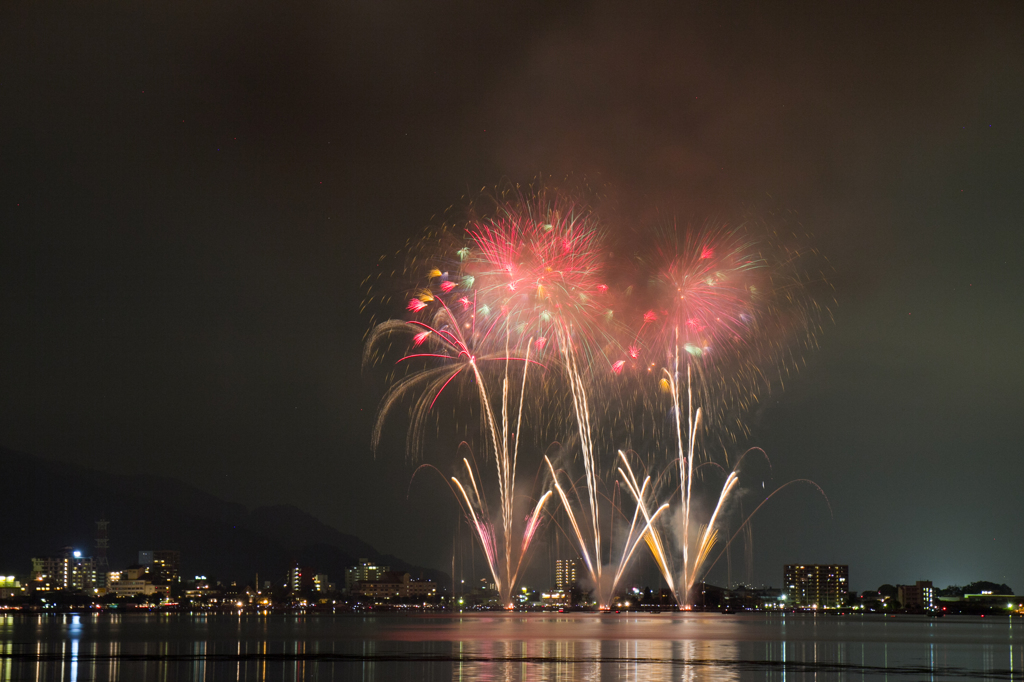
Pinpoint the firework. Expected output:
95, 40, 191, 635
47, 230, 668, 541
364, 183, 618, 607
363, 186, 829, 609
367, 290, 553, 607
609, 220, 827, 606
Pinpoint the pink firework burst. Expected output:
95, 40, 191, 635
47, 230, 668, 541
457, 188, 613, 360
630, 223, 765, 363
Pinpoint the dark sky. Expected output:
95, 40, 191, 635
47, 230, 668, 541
1, 1, 1021, 593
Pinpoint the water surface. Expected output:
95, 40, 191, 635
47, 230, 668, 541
1, 612, 1021, 680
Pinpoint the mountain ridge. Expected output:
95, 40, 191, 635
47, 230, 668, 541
0, 446, 447, 587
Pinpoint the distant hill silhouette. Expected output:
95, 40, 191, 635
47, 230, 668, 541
937, 581, 1015, 597
0, 446, 446, 587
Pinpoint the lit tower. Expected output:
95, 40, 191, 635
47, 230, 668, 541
95, 517, 109, 588
555, 558, 578, 591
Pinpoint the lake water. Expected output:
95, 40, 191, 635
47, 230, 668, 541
1, 612, 1022, 681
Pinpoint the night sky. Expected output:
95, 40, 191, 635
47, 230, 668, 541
1, 1, 1022, 593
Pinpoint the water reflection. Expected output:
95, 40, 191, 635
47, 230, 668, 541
68, 616, 78, 682
0, 613, 1022, 681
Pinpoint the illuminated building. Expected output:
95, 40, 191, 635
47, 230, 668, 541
139, 550, 180, 582
540, 590, 570, 608
289, 562, 315, 594
783, 564, 848, 607
184, 576, 219, 601
555, 559, 577, 591
345, 558, 389, 592
897, 581, 935, 611
0, 576, 22, 599
353, 572, 437, 600
30, 548, 97, 592
313, 574, 334, 593
106, 565, 169, 596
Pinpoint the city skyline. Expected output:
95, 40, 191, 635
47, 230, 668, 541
1, 475, 1016, 600
7, 536, 1020, 615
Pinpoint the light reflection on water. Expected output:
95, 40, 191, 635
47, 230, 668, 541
1, 612, 1022, 681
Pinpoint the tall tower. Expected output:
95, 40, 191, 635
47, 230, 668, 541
555, 558, 577, 591
95, 517, 109, 588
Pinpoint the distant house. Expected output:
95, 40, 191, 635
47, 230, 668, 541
354, 571, 437, 600
897, 581, 936, 611
106, 565, 169, 597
